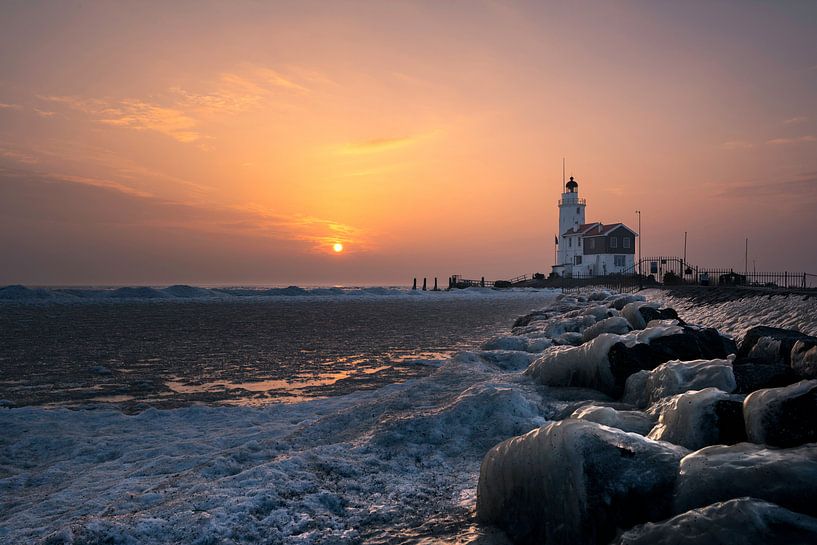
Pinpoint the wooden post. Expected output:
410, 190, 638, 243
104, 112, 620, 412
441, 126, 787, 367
433, 277, 438, 291
422, 278, 427, 291
785, 271, 788, 288
480, 277, 485, 287
412, 278, 417, 290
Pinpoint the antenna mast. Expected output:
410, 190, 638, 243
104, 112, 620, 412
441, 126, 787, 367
562, 157, 565, 193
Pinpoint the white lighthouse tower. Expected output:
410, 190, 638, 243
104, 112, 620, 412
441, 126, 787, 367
556, 176, 586, 267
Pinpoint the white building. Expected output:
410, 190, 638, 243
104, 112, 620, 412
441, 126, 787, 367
551, 176, 638, 277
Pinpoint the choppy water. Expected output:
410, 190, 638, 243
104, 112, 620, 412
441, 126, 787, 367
0, 289, 556, 409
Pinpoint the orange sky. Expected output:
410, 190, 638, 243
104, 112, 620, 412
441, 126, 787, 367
1, 1, 816, 285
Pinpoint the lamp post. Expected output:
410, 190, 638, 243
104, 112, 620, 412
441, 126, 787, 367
635, 210, 642, 276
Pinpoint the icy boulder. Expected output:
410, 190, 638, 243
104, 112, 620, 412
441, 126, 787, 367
732, 359, 797, 394
647, 388, 746, 450
525, 334, 622, 395
674, 442, 817, 517
482, 335, 529, 352
609, 294, 646, 310
622, 301, 659, 330
582, 317, 632, 343
479, 350, 537, 371
477, 419, 685, 545
570, 405, 655, 435
615, 498, 817, 545
623, 358, 736, 409
791, 339, 817, 379
582, 305, 619, 322
743, 380, 817, 447
737, 326, 817, 366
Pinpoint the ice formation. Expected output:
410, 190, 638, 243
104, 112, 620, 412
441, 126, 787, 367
743, 379, 817, 447
647, 388, 746, 450
623, 357, 736, 409
569, 405, 655, 435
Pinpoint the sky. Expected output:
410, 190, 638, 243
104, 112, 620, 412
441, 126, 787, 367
1, 1, 816, 286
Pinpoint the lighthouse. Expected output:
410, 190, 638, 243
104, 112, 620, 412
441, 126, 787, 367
557, 176, 586, 266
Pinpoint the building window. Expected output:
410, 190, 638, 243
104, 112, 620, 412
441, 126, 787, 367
623, 237, 631, 249
588, 238, 595, 249
578, 238, 582, 246
614, 255, 625, 267
576, 207, 580, 214
568, 238, 572, 247
575, 255, 582, 265
610, 237, 618, 248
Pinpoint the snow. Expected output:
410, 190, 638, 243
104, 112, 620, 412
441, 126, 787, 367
643, 289, 817, 338
624, 358, 736, 409
615, 498, 817, 545
674, 442, 817, 518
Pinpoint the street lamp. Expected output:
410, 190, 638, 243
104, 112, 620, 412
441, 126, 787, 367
635, 210, 642, 276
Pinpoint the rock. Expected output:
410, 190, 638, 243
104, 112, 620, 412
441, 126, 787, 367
554, 331, 585, 346
477, 419, 685, 545
732, 359, 798, 394
479, 350, 537, 371
570, 405, 655, 435
624, 358, 736, 409
743, 380, 817, 447
615, 498, 817, 545
609, 294, 645, 310
582, 305, 618, 321
0, 399, 15, 408
608, 327, 737, 397
482, 335, 528, 352
513, 310, 550, 328
639, 306, 684, 326
791, 339, 817, 379
582, 317, 632, 343
647, 388, 746, 450
737, 326, 817, 366
674, 442, 817, 517
622, 301, 658, 329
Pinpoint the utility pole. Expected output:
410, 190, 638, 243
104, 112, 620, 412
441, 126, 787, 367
635, 210, 642, 276
683, 231, 687, 267
745, 238, 749, 276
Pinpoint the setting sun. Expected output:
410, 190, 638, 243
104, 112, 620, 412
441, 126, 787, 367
333, 243, 344, 253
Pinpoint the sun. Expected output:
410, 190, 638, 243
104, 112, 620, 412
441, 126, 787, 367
332, 243, 344, 253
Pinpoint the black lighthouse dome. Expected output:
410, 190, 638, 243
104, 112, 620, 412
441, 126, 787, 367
565, 176, 578, 192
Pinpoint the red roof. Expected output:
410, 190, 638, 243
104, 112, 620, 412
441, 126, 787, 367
562, 222, 637, 237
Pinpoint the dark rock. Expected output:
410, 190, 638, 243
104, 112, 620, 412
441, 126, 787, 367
638, 306, 685, 325
674, 443, 817, 518
713, 398, 747, 444
477, 419, 685, 545
647, 389, 745, 450
607, 327, 737, 397
744, 380, 817, 447
791, 339, 817, 379
737, 326, 817, 367
512, 310, 550, 328
615, 498, 817, 545
732, 358, 798, 394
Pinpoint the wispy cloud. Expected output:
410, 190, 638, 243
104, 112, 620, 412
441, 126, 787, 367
0, 102, 22, 110
717, 171, 817, 198
766, 135, 816, 145
721, 140, 753, 150
783, 116, 808, 125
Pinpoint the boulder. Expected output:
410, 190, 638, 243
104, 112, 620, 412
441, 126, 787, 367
608, 327, 737, 397
615, 498, 817, 545
570, 405, 655, 435
622, 301, 658, 330
479, 350, 537, 371
638, 305, 684, 326
609, 294, 646, 310
582, 317, 632, 343
743, 380, 817, 447
477, 419, 685, 545
732, 358, 798, 394
791, 339, 817, 379
624, 358, 736, 409
647, 388, 746, 450
674, 442, 817, 517
582, 305, 619, 321
737, 326, 817, 367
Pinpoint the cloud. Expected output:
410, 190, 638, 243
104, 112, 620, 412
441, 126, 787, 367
766, 135, 817, 145
721, 140, 753, 150
336, 136, 419, 156
0, 165, 363, 252
783, 116, 808, 125
717, 171, 817, 198
0, 102, 22, 110
42, 95, 201, 143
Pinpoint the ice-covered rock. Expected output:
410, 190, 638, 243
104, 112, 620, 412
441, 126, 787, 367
481, 335, 528, 352
647, 388, 746, 450
737, 326, 817, 367
743, 380, 817, 447
581, 305, 618, 322
478, 350, 537, 371
791, 339, 817, 380
674, 442, 817, 517
553, 331, 584, 345
477, 419, 685, 545
732, 359, 797, 394
622, 301, 659, 330
609, 294, 646, 310
615, 498, 817, 545
570, 405, 655, 435
624, 358, 736, 409
582, 316, 632, 343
